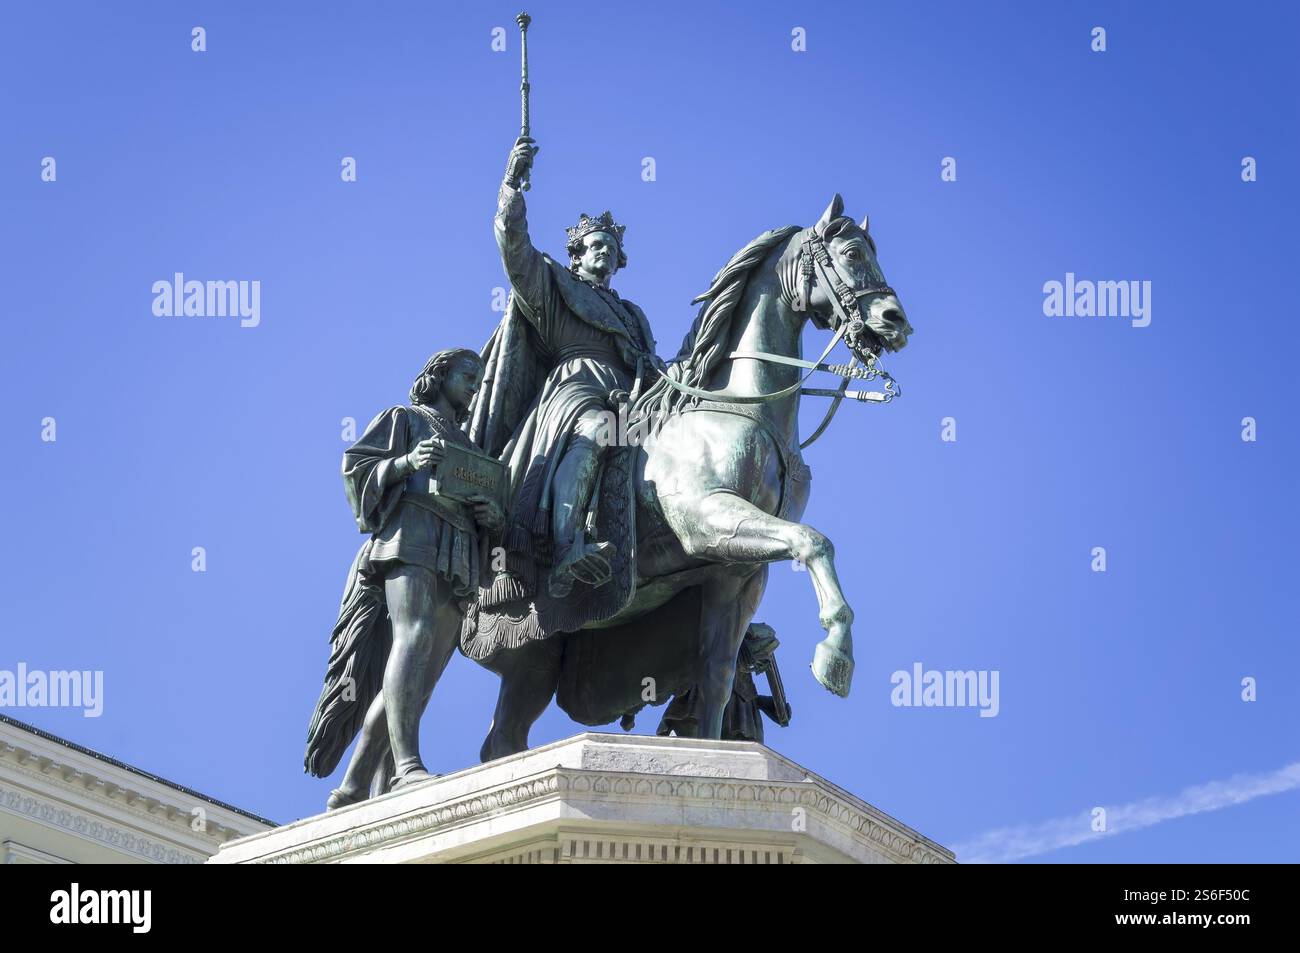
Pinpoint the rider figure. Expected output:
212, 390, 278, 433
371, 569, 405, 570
490, 136, 660, 599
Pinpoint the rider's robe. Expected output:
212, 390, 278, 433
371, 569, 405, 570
467, 182, 658, 601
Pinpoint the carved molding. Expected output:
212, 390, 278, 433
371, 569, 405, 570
252, 768, 954, 865
0, 733, 259, 848
0, 780, 201, 864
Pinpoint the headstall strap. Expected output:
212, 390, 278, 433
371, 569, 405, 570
795, 236, 816, 313
654, 227, 900, 440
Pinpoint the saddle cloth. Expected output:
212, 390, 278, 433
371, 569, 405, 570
460, 444, 638, 662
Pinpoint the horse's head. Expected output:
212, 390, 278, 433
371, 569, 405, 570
799, 194, 913, 360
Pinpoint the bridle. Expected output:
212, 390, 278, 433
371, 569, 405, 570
655, 226, 902, 449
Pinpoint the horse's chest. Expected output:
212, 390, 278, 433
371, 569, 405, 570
642, 411, 792, 517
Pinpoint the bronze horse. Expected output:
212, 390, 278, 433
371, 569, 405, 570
479, 194, 914, 758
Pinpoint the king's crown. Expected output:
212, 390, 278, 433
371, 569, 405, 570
566, 211, 625, 249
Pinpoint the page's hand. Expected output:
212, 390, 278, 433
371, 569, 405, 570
469, 495, 505, 531
406, 437, 445, 472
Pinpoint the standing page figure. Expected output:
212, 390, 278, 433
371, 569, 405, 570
304, 349, 503, 809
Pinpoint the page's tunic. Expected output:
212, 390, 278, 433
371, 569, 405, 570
342, 404, 483, 597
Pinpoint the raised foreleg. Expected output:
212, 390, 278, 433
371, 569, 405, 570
672, 492, 855, 696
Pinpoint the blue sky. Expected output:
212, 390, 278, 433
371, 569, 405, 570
2, 1, 1296, 862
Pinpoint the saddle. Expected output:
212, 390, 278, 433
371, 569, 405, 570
460, 443, 639, 662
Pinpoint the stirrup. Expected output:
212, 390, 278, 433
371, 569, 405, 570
549, 540, 613, 597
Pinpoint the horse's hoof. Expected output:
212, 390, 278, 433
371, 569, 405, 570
811, 640, 854, 697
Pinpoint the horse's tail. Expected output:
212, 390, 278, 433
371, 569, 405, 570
303, 542, 391, 778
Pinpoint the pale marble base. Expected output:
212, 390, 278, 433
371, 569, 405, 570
209, 733, 955, 864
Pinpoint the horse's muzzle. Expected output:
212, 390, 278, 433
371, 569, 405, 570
862, 297, 913, 354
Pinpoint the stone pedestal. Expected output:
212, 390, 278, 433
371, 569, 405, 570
209, 733, 954, 864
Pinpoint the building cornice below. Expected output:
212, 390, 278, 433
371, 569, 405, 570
0, 780, 202, 864
0, 720, 274, 856
0, 714, 275, 826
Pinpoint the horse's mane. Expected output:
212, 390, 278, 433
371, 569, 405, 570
634, 224, 802, 426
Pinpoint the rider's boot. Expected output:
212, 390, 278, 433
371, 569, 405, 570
548, 420, 615, 598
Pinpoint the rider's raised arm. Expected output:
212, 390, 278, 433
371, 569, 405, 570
495, 137, 552, 322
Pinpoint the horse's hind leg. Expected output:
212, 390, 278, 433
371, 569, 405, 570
687, 568, 768, 739
480, 638, 562, 763
675, 491, 855, 697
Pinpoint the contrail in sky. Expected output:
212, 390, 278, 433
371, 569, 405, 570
954, 760, 1300, 863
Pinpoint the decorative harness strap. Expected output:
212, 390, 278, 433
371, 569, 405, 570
653, 229, 900, 448
654, 321, 847, 406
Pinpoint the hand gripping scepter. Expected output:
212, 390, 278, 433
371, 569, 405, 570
517, 12, 532, 192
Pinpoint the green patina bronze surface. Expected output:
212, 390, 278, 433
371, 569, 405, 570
304, 13, 914, 808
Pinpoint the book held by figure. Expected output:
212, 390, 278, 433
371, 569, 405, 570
430, 443, 508, 513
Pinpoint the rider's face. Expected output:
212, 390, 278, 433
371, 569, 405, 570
577, 232, 619, 284
443, 357, 483, 413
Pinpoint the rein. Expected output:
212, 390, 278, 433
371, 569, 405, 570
653, 228, 900, 449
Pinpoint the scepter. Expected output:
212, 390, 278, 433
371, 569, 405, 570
517, 11, 532, 192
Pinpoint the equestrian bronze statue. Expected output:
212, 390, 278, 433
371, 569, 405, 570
469, 150, 913, 756
304, 13, 914, 805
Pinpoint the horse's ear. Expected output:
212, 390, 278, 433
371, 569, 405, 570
815, 194, 844, 235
